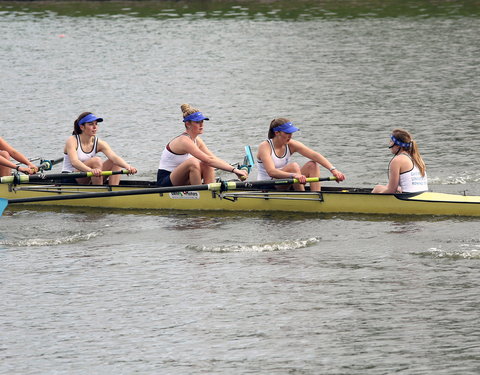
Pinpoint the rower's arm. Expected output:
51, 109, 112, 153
0, 137, 36, 168
257, 141, 294, 179
184, 138, 240, 174
65, 137, 92, 172
290, 140, 334, 170
291, 140, 345, 181
0, 154, 19, 169
97, 140, 136, 172
384, 158, 402, 193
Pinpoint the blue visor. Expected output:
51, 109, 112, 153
390, 135, 411, 148
183, 112, 209, 122
79, 113, 103, 125
272, 122, 299, 134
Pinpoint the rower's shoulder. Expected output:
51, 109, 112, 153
395, 153, 413, 163
257, 140, 270, 152
65, 134, 77, 144
390, 153, 412, 169
258, 140, 269, 148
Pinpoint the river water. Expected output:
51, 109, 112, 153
1, 1, 479, 374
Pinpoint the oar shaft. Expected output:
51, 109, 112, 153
6, 183, 213, 204
0, 170, 128, 184
228, 176, 337, 190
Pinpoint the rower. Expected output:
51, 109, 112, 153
62, 112, 137, 185
0, 137, 38, 177
256, 118, 345, 191
156, 103, 248, 187
372, 128, 428, 194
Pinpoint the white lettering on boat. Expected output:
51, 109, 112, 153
169, 191, 200, 199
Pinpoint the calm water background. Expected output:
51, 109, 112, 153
1, 1, 479, 374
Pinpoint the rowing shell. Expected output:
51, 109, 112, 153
1, 180, 479, 216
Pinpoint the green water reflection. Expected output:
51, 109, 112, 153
0, 0, 478, 20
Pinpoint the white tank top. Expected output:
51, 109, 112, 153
62, 135, 98, 172
158, 134, 194, 172
391, 154, 428, 193
257, 139, 292, 180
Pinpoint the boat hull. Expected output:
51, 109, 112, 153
2, 181, 480, 216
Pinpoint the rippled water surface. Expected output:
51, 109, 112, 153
1, 1, 479, 374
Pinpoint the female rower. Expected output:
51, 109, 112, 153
0, 137, 38, 177
157, 103, 248, 186
372, 128, 428, 194
256, 118, 345, 191
62, 112, 137, 185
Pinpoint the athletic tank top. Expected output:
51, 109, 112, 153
62, 135, 98, 172
158, 133, 195, 172
390, 153, 428, 193
257, 139, 292, 180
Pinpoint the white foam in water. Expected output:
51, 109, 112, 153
188, 237, 320, 252
431, 172, 480, 185
427, 244, 480, 259
0, 231, 100, 247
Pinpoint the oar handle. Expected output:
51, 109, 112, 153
303, 177, 337, 183
218, 176, 338, 191
83, 170, 129, 178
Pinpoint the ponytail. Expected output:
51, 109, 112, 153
268, 118, 290, 139
410, 140, 426, 177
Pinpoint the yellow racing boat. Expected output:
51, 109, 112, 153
1, 172, 479, 217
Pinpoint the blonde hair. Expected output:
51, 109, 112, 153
180, 103, 200, 119
268, 118, 290, 139
392, 128, 426, 177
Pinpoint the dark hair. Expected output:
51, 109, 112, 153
268, 118, 290, 139
73, 112, 92, 135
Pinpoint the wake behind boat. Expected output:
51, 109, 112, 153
1, 174, 479, 217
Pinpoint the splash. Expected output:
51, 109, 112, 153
430, 173, 480, 185
188, 237, 320, 252
0, 231, 100, 247
424, 244, 480, 260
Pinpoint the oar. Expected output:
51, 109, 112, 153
0, 169, 129, 184
0, 176, 337, 215
14, 156, 64, 172
242, 145, 255, 173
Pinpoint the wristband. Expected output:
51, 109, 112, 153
15, 165, 20, 171
231, 167, 236, 173
328, 166, 336, 172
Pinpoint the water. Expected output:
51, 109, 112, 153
1, 1, 479, 374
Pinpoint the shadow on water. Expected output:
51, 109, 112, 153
0, 0, 478, 20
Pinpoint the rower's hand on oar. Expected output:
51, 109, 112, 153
90, 168, 103, 177
125, 165, 137, 175
26, 163, 39, 174
234, 168, 248, 181
292, 173, 307, 184
18, 166, 36, 175
331, 169, 345, 183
